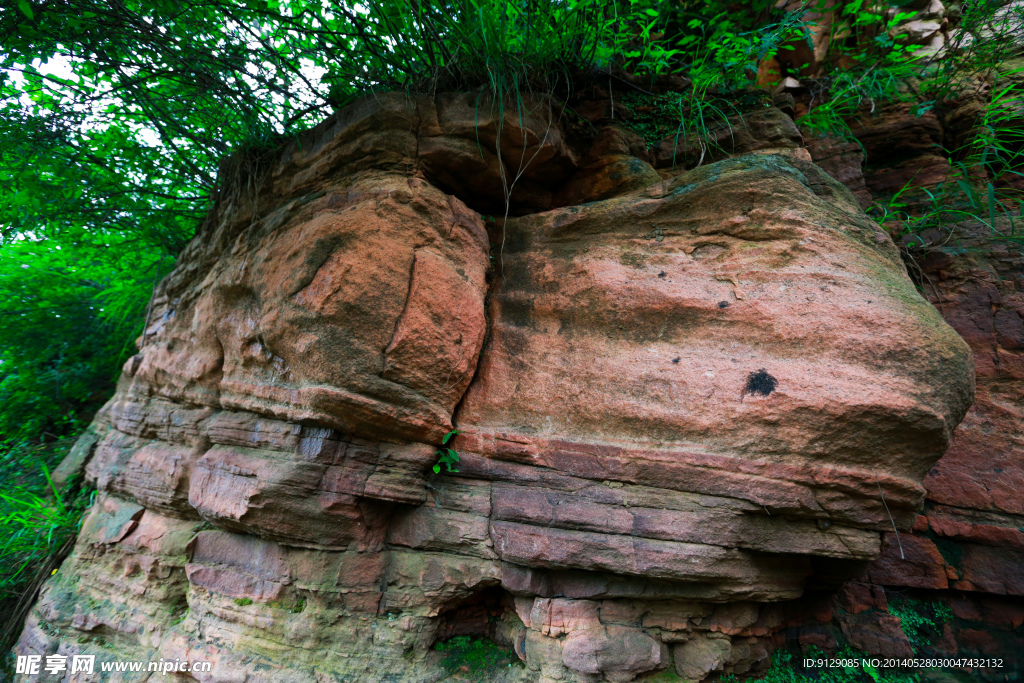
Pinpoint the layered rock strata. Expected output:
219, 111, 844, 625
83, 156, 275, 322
16, 92, 974, 682
792, 58, 1024, 677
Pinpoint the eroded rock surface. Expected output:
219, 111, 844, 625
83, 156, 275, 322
791, 63, 1024, 679
15, 92, 973, 682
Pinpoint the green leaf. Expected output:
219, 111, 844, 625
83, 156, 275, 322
988, 182, 996, 228
957, 180, 978, 207
17, 0, 33, 19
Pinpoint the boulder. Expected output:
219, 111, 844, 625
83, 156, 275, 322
674, 634, 731, 681
562, 626, 668, 681
15, 91, 975, 683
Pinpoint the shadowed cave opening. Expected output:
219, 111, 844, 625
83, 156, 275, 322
430, 586, 525, 676
435, 585, 515, 642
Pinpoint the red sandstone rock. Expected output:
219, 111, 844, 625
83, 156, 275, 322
134, 171, 489, 445
708, 603, 760, 635
958, 628, 1001, 655
803, 133, 872, 208
858, 223, 1024, 626
797, 627, 837, 653
849, 103, 948, 197
838, 582, 888, 615
839, 613, 914, 659
955, 544, 1024, 596
928, 513, 1024, 549
461, 153, 971, 519
866, 533, 948, 590
15, 92, 977, 683
800, 61, 1024, 651
674, 634, 732, 680
562, 625, 668, 681
651, 106, 804, 169
554, 154, 662, 206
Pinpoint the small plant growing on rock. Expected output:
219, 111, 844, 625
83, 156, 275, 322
886, 595, 951, 655
169, 602, 189, 626
433, 430, 460, 474
434, 635, 521, 676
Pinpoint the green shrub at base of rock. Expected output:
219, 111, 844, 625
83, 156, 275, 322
434, 635, 523, 677
885, 596, 952, 655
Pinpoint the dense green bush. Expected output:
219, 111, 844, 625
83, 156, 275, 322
0, 460, 92, 648
0, 237, 173, 445
434, 635, 522, 676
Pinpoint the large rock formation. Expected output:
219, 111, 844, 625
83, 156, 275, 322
786, 53, 1024, 680
15, 92, 974, 682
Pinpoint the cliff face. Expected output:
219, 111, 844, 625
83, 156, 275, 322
791, 60, 1024, 678
15, 91, 979, 682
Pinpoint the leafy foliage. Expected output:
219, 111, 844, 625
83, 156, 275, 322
1, 0, 222, 448
668, 0, 814, 92
886, 595, 953, 654
797, 0, 1022, 143
0, 464, 80, 592
870, 66, 1024, 246
0, 458, 93, 649
0, 229, 154, 647
0, 0, 715, 447
434, 635, 522, 675
0, 234, 174, 445
433, 429, 461, 474
619, 88, 773, 167
931, 0, 1024, 95
794, 0, 930, 143
782, 1, 1024, 250
719, 597, 955, 683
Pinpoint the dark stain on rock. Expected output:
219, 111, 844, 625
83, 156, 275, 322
503, 298, 535, 329
718, 301, 730, 309
745, 368, 777, 396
